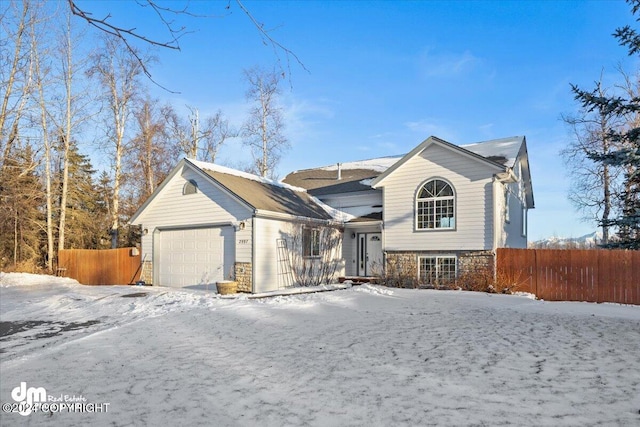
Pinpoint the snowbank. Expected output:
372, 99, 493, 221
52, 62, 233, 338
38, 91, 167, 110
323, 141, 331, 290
1, 274, 639, 426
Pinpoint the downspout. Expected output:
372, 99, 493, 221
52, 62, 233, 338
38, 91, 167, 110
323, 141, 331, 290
251, 213, 256, 293
492, 176, 502, 284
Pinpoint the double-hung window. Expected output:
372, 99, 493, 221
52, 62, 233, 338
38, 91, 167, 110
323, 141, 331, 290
302, 228, 320, 258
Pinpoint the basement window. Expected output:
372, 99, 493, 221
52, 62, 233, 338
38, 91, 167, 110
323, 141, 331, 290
183, 179, 198, 195
418, 255, 457, 285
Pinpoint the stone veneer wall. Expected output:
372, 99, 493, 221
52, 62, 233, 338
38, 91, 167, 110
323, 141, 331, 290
384, 250, 495, 287
234, 262, 252, 293
457, 251, 494, 276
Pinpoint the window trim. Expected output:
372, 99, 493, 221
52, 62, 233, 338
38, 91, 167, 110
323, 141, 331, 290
302, 227, 320, 258
417, 255, 457, 285
505, 187, 511, 223
415, 178, 456, 231
183, 179, 198, 195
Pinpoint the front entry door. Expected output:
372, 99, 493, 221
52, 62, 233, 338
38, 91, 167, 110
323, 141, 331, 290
357, 233, 383, 276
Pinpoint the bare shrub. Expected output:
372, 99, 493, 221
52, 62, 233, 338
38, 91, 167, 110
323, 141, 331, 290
379, 254, 420, 288
494, 267, 524, 294
3, 259, 45, 274
457, 266, 523, 294
288, 222, 342, 287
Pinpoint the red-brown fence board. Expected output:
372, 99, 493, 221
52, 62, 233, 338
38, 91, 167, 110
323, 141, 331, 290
498, 248, 536, 294
497, 248, 640, 305
58, 248, 141, 285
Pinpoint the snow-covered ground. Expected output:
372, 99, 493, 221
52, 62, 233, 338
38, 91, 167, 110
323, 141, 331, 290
1, 272, 639, 426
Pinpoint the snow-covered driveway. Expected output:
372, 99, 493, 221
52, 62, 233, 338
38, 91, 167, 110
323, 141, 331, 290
1, 273, 639, 426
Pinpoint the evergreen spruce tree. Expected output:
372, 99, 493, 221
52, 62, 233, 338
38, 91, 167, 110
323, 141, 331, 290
54, 141, 110, 249
0, 143, 44, 269
571, 0, 640, 249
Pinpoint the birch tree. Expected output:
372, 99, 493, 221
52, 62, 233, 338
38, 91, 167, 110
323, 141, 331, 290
87, 35, 145, 248
0, 0, 34, 169
241, 66, 289, 178
30, 0, 55, 271
165, 105, 236, 162
126, 97, 179, 201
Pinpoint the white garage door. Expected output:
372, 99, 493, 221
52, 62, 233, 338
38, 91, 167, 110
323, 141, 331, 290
156, 226, 235, 288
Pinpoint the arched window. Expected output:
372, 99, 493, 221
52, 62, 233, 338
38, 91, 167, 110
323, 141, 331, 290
183, 179, 198, 195
416, 179, 455, 230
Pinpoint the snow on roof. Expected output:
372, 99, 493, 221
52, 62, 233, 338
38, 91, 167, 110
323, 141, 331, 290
293, 155, 404, 174
460, 136, 523, 167
187, 158, 308, 193
187, 158, 344, 221
290, 136, 523, 179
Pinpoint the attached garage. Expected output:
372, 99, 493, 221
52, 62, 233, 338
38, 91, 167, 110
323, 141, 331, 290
155, 226, 235, 288
130, 158, 337, 293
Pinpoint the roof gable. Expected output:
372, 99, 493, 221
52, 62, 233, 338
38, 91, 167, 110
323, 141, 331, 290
130, 159, 335, 225
371, 136, 510, 188
129, 159, 254, 225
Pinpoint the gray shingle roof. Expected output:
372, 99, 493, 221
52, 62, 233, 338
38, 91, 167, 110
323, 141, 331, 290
188, 160, 333, 220
282, 168, 381, 195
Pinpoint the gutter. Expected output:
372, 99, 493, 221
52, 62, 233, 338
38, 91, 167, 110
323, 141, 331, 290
253, 209, 341, 226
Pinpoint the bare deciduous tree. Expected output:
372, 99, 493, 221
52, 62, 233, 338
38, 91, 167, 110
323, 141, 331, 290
200, 111, 237, 163
242, 66, 289, 178
0, 0, 34, 168
87, 35, 146, 248
126, 96, 179, 201
164, 105, 236, 162
31, 0, 55, 271
67, 0, 307, 85
561, 75, 626, 245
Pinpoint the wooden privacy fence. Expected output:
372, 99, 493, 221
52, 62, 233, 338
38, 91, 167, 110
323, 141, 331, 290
497, 248, 640, 305
58, 248, 142, 285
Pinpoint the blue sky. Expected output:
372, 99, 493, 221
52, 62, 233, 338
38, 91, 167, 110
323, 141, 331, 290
79, 0, 636, 241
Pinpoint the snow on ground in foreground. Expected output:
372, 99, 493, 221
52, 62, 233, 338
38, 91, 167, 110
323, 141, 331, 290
1, 273, 639, 427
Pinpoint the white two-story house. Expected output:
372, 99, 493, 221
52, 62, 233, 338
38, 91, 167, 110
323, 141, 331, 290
283, 135, 533, 285
130, 135, 534, 292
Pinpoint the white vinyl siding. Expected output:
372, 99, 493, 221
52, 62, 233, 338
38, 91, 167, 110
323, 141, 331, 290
381, 144, 495, 251
235, 219, 252, 263
498, 159, 528, 248
136, 166, 252, 269
253, 217, 293, 293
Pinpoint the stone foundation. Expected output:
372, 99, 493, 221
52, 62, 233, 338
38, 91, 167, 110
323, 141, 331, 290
458, 251, 494, 276
384, 250, 496, 288
234, 262, 252, 293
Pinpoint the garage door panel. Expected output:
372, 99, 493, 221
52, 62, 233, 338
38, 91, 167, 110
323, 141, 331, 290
156, 226, 234, 288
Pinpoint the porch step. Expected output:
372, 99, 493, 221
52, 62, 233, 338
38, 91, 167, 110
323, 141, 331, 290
338, 276, 379, 285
